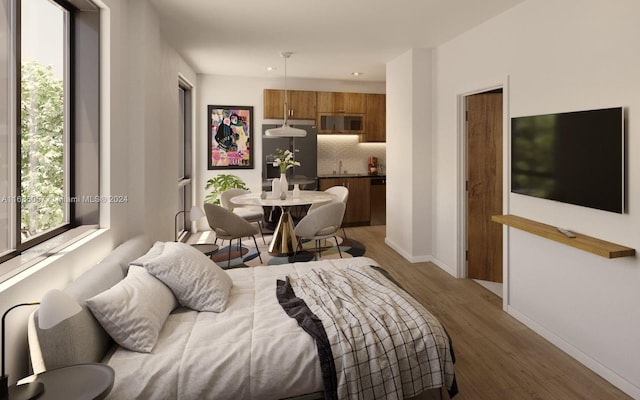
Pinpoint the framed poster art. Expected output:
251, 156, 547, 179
207, 105, 254, 169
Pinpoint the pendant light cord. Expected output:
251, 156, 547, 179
264, 52, 306, 137
282, 52, 292, 125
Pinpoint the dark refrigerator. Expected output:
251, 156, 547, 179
262, 122, 317, 186
262, 122, 317, 227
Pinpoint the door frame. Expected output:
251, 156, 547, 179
456, 77, 510, 310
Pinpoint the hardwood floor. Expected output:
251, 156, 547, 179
345, 225, 631, 400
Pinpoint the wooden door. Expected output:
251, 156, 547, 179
466, 90, 503, 282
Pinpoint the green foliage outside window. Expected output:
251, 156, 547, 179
20, 59, 64, 238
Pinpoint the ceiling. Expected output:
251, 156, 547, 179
148, 0, 525, 82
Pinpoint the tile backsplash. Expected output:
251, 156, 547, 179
317, 135, 386, 176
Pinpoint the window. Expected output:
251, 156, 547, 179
0, 0, 100, 275
176, 81, 193, 240
20, 0, 69, 244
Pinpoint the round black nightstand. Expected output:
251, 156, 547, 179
26, 363, 114, 400
191, 243, 219, 258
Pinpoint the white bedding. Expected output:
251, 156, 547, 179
104, 257, 381, 400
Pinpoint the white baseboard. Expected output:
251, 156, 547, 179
384, 237, 413, 261
384, 238, 459, 278
430, 255, 458, 278
384, 237, 428, 263
507, 306, 640, 400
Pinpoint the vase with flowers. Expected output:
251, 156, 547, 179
273, 148, 300, 199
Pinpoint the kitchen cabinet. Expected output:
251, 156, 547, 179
369, 177, 386, 225
317, 91, 367, 114
361, 93, 386, 142
263, 89, 317, 120
317, 92, 367, 134
319, 177, 370, 225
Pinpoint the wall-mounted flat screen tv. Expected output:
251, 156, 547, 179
511, 107, 624, 213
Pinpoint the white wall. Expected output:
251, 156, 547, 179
0, 0, 196, 383
431, 0, 640, 396
385, 49, 434, 263
128, 0, 198, 240
6, 0, 637, 395
194, 75, 384, 229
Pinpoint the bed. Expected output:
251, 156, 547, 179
28, 236, 457, 400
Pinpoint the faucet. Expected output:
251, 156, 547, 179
338, 160, 343, 175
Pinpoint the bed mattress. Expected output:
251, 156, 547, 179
103, 257, 381, 400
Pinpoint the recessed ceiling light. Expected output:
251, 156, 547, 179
266, 66, 277, 71
351, 72, 364, 76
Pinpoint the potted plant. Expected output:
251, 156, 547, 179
205, 174, 248, 205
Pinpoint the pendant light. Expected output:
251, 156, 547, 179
265, 52, 307, 137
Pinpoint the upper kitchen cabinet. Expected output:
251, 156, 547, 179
317, 92, 367, 134
317, 91, 367, 114
361, 93, 386, 142
263, 89, 317, 120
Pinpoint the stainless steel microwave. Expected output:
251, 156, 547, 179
318, 113, 365, 134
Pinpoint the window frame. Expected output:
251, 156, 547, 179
0, 0, 99, 276
176, 79, 194, 241
13, 0, 75, 256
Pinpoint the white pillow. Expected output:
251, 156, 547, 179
86, 265, 178, 353
129, 241, 165, 267
142, 242, 233, 312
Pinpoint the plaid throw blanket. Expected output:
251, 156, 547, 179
277, 265, 456, 400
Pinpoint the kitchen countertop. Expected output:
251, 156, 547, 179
261, 174, 386, 189
261, 176, 317, 188
318, 174, 386, 178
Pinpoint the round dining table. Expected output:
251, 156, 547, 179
231, 190, 335, 255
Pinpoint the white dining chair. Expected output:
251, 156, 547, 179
307, 185, 349, 239
293, 202, 346, 260
220, 188, 266, 244
204, 203, 263, 267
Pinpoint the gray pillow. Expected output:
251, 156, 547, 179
86, 266, 178, 353
142, 242, 233, 312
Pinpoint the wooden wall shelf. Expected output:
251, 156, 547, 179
492, 214, 635, 259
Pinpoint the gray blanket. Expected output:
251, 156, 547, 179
280, 264, 456, 400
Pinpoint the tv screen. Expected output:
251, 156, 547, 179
511, 107, 624, 213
